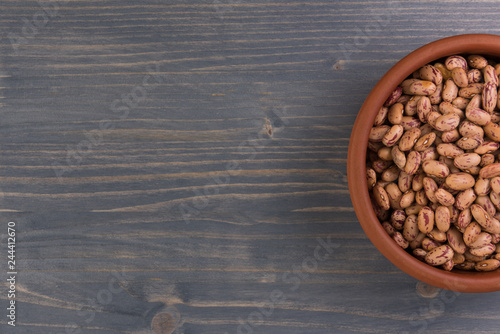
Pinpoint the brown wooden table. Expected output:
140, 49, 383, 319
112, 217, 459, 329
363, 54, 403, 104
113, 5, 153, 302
1, 1, 499, 333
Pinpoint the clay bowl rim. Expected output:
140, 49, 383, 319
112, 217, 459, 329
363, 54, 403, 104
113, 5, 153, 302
347, 34, 500, 293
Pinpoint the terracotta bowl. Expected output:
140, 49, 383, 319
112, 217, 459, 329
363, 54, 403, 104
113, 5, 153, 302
347, 34, 500, 293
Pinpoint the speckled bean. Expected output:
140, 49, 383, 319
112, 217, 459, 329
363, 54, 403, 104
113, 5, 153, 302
454, 153, 481, 170
484, 122, 500, 142
469, 232, 493, 249
377, 146, 393, 161
479, 163, 500, 179
404, 150, 421, 175
422, 237, 441, 252
433, 113, 461, 132
456, 135, 483, 150
437, 143, 464, 158
382, 221, 395, 236
456, 261, 475, 271
398, 170, 413, 193
445, 55, 467, 71
369, 125, 391, 142
423, 177, 438, 203
469, 244, 496, 257
434, 188, 455, 206
415, 189, 428, 206
442, 78, 458, 102
413, 248, 428, 261
465, 107, 491, 126
417, 96, 432, 123
465, 94, 482, 114
474, 177, 491, 196
484, 217, 500, 234
455, 188, 477, 211
439, 101, 464, 117
441, 129, 460, 143
435, 205, 451, 232
384, 87, 403, 107
403, 214, 419, 241
445, 172, 475, 190
458, 120, 484, 137
490, 176, 500, 194
367, 168, 377, 189
422, 160, 450, 178
421, 147, 439, 161
382, 125, 404, 147
392, 231, 409, 249
418, 206, 435, 234
372, 159, 392, 173
414, 132, 436, 152
429, 83, 443, 104
463, 221, 482, 246
483, 65, 498, 86
470, 204, 492, 229
464, 250, 485, 262
398, 128, 421, 152
467, 55, 488, 69
409, 232, 426, 250
451, 67, 468, 88
481, 154, 496, 167
373, 184, 390, 211
425, 245, 454, 266
374, 106, 389, 126
467, 69, 482, 83
386, 182, 403, 210
475, 259, 500, 271
452, 252, 466, 265
482, 81, 498, 113
434, 62, 452, 80
404, 96, 421, 116
400, 190, 415, 209
490, 191, 500, 211
419, 64, 443, 85
427, 228, 447, 243
401, 116, 422, 130
458, 83, 484, 98
381, 165, 400, 182
402, 80, 437, 96
391, 210, 406, 230
475, 195, 496, 218
456, 208, 472, 230
388, 103, 404, 124
447, 227, 467, 254
452, 97, 470, 110
474, 141, 499, 155
412, 173, 425, 191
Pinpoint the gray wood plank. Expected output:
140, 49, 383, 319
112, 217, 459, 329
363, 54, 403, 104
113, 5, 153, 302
1, 0, 500, 333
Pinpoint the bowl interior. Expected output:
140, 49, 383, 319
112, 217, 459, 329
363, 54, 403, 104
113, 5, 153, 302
347, 34, 500, 293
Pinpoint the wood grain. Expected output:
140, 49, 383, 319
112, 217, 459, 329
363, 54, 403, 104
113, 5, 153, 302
1, 1, 500, 333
